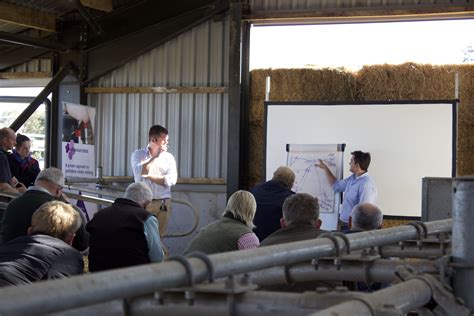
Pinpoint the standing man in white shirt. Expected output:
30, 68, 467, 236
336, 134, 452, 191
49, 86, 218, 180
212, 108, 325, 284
316, 150, 377, 231
131, 125, 177, 238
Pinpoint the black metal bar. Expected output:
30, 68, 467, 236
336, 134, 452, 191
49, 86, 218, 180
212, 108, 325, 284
69, 0, 103, 36
9, 63, 72, 132
43, 98, 52, 168
240, 21, 251, 189
84, 3, 229, 84
226, 0, 242, 197
0, 31, 69, 52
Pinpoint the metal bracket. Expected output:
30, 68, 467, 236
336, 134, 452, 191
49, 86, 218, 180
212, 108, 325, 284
166, 255, 195, 305
186, 251, 215, 283
405, 221, 428, 240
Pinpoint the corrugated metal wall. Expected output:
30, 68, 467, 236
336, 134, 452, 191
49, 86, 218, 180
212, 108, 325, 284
89, 18, 229, 179
8, 58, 51, 73
249, 0, 472, 11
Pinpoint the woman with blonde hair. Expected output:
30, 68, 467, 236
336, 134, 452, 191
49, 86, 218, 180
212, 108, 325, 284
184, 190, 259, 254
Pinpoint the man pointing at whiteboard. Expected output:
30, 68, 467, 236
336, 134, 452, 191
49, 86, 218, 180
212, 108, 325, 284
316, 150, 377, 230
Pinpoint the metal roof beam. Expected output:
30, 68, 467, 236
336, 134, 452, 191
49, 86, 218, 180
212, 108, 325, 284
79, 0, 113, 12
0, 2, 57, 32
86, 0, 218, 49
0, 31, 69, 52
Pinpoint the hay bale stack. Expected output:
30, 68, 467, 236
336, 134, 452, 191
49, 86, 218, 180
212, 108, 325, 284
248, 63, 474, 187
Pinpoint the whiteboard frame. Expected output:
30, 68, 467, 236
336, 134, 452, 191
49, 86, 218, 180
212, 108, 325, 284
264, 100, 457, 217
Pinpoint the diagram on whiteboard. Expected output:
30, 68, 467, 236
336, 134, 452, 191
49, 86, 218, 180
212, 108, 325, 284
288, 152, 338, 213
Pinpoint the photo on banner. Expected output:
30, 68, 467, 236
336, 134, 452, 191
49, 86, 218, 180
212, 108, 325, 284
61, 101, 97, 219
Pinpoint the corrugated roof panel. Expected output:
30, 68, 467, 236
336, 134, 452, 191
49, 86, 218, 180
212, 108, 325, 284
250, 0, 471, 11
92, 18, 229, 179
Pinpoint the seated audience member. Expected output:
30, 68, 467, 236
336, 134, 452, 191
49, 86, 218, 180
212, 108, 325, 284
251, 166, 295, 241
0, 201, 83, 287
1, 167, 89, 252
0, 128, 27, 195
87, 182, 164, 272
8, 134, 40, 188
347, 203, 385, 292
260, 193, 328, 246
349, 203, 383, 232
184, 190, 259, 255
260, 193, 334, 292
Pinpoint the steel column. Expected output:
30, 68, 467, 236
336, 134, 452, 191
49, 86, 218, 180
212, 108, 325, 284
452, 177, 474, 309
227, 0, 243, 197
0, 220, 451, 315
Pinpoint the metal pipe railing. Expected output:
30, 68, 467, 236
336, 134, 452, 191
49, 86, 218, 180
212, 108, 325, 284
380, 243, 450, 259
0, 219, 451, 316
164, 198, 200, 238
310, 277, 433, 316
251, 259, 438, 286
1, 188, 199, 238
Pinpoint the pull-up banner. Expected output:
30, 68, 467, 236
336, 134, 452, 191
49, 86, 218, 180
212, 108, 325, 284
61, 102, 96, 178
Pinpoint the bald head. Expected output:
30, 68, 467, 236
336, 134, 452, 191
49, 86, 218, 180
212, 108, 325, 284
351, 203, 383, 231
272, 166, 295, 189
0, 127, 16, 151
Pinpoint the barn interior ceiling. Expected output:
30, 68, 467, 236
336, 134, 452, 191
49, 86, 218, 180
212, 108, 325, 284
0, 0, 229, 82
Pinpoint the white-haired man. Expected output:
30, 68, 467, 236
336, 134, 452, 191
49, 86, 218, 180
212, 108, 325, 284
87, 182, 164, 271
1, 167, 89, 252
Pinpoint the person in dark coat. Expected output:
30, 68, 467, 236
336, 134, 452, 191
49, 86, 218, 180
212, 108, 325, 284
1, 167, 89, 252
7, 133, 40, 188
251, 166, 296, 241
0, 201, 83, 287
87, 182, 164, 272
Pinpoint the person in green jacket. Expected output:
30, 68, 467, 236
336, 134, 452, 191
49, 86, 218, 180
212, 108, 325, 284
184, 190, 259, 255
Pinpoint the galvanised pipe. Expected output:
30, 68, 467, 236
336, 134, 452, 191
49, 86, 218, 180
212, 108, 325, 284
0, 219, 451, 316
251, 259, 437, 285
380, 243, 450, 259
49, 291, 354, 316
310, 277, 433, 316
452, 177, 474, 310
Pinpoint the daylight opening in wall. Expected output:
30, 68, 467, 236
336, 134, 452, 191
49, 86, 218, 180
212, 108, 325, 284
250, 19, 474, 70
0, 87, 47, 169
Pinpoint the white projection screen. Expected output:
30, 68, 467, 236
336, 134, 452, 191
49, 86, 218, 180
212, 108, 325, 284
265, 101, 457, 217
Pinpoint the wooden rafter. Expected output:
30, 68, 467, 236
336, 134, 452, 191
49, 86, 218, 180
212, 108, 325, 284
0, 3, 56, 32
80, 0, 113, 12
0, 72, 51, 79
